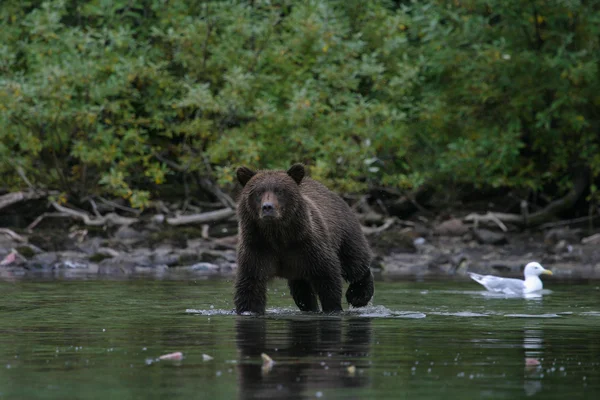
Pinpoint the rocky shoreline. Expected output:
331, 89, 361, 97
2, 215, 600, 281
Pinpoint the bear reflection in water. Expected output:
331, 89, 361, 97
235, 316, 372, 400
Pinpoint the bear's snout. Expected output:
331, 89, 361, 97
260, 191, 279, 219
262, 202, 275, 215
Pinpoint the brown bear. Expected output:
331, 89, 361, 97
233, 163, 374, 314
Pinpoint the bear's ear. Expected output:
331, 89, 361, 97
287, 163, 305, 185
237, 166, 256, 187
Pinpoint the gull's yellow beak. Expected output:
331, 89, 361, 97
542, 270, 553, 275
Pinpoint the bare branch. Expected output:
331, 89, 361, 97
464, 212, 509, 231
98, 197, 143, 215
0, 191, 53, 211
27, 212, 70, 231
464, 172, 589, 228
166, 208, 235, 226
0, 228, 27, 243
198, 177, 236, 209
16, 167, 34, 189
51, 202, 138, 226
361, 217, 397, 235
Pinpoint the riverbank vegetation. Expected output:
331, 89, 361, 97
2, 0, 599, 229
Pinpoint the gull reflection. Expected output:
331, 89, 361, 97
523, 327, 544, 397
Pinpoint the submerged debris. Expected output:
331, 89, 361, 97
347, 365, 357, 376
261, 352, 275, 375
158, 351, 184, 361
0, 250, 17, 266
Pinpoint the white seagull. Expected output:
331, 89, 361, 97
468, 262, 553, 294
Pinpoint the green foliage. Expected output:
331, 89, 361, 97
410, 0, 600, 193
1, 0, 599, 208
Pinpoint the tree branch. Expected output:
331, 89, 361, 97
0, 191, 55, 211
464, 171, 589, 228
166, 208, 235, 225
51, 202, 138, 226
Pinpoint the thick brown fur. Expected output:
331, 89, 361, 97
234, 163, 374, 314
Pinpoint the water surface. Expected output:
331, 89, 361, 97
0, 276, 598, 399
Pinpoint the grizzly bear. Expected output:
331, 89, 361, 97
233, 163, 374, 314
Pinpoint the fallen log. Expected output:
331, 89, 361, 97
361, 217, 397, 235
464, 171, 589, 228
51, 202, 138, 226
0, 228, 27, 242
0, 191, 55, 211
166, 208, 236, 226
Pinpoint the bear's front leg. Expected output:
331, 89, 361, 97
234, 249, 274, 315
234, 274, 268, 315
288, 279, 319, 312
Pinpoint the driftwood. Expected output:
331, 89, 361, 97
0, 228, 27, 242
27, 201, 235, 228
464, 211, 511, 231
0, 191, 54, 211
166, 208, 236, 226
464, 172, 589, 228
581, 233, 600, 245
538, 214, 600, 230
361, 217, 397, 235
51, 202, 138, 226
199, 177, 236, 209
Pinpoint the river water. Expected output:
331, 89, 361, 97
0, 275, 598, 399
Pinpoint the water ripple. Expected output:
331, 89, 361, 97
581, 311, 600, 317
429, 311, 490, 317
505, 313, 561, 318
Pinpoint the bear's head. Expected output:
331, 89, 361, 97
236, 163, 305, 224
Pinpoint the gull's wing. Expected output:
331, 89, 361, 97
468, 272, 526, 293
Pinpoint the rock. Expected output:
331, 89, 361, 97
149, 244, 179, 266
379, 253, 437, 276
57, 259, 88, 269
89, 246, 120, 262
96, 247, 120, 257
188, 262, 220, 272
413, 237, 426, 246
219, 250, 237, 263
135, 264, 169, 274
152, 243, 174, 255
14, 244, 42, 258
199, 250, 229, 263
99, 251, 152, 269
433, 218, 469, 237
152, 214, 165, 224
551, 240, 573, 254
473, 229, 508, 245
0, 251, 18, 266
75, 237, 105, 254
25, 251, 91, 269
29, 252, 59, 268
544, 227, 581, 245
582, 233, 600, 245
221, 262, 237, 271
29, 230, 79, 252
114, 226, 146, 240
0, 236, 19, 252
176, 250, 204, 266
152, 252, 180, 266
211, 235, 238, 250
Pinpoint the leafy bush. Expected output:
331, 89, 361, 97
1, 0, 599, 210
